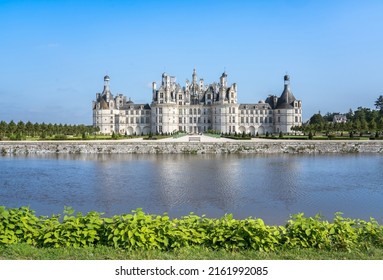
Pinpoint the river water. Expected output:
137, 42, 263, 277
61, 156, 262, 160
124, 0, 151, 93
1, 154, 382, 225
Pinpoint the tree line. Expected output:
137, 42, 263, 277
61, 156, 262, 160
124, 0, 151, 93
0, 120, 98, 140
292, 95, 383, 137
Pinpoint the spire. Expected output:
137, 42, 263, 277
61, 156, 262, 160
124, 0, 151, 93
103, 75, 111, 94
276, 75, 296, 109
192, 68, 197, 84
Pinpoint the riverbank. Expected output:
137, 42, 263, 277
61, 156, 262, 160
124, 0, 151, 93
1, 137, 383, 154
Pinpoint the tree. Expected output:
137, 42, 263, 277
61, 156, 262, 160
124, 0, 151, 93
7, 120, 16, 135
378, 117, 383, 132
375, 95, 383, 114
0, 121, 7, 138
16, 121, 25, 135
369, 118, 377, 132
25, 121, 34, 137
361, 118, 368, 132
309, 113, 325, 125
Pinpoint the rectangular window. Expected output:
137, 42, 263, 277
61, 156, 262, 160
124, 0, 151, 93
269, 117, 272, 123
241, 117, 244, 123
260, 117, 263, 123
250, 117, 254, 123
179, 117, 182, 123
295, 116, 298, 122
189, 117, 192, 123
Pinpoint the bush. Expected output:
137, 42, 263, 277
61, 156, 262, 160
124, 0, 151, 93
1, 207, 383, 252
308, 131, 313, 140
54, 134, 68, 140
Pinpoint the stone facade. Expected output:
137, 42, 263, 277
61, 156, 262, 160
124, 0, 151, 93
93, 70, 302, 135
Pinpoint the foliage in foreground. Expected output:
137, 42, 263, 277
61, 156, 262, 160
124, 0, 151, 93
1, 207, 383, 253
2, 243, 383, 260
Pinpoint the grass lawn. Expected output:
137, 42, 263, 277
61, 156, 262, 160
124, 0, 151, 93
1, 244, 383, 260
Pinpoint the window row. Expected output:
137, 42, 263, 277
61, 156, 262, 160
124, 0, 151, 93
240, 117, 273, 124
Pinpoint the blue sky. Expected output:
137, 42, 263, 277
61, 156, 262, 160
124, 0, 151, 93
1, 0, 382, 124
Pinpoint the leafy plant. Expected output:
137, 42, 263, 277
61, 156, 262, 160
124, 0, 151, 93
1, 206, 383, 253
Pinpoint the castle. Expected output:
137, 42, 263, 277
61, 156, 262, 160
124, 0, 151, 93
92, 70, 302, 135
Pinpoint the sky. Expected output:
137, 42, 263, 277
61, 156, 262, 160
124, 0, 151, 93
1, 0, 382, 124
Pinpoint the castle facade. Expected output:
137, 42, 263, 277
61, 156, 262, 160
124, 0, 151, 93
92, 70, 302, 135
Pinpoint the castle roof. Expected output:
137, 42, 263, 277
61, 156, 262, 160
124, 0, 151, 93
276, 75, 296, 109
99, 97, 109, 109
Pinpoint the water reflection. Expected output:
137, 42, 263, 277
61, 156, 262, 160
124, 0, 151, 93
155, 155, 241, 215
1, 153, 383, 224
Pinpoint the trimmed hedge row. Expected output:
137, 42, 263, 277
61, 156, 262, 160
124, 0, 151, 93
1, 207, 383, 252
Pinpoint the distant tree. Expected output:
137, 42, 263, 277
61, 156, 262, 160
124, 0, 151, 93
7, 120, 16, 135
361, 118, 368, 132
0, 121, 7, 138
309, 113, 325, 125
378, 117, 383, 132
25, 121, 34, 137
308, 131, 313, 140
16, 121, 25, 135
375, 95, 383, 114
369, 118, 377, 132
345, 108, 354, 120
353, 119, 361, 132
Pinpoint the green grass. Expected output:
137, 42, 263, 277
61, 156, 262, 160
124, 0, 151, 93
1, 244, 382, 260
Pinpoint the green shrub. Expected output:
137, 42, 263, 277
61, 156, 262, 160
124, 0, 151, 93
54, 134, 68, 140
0, 206, 40, 245
1, 206, 383, 252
